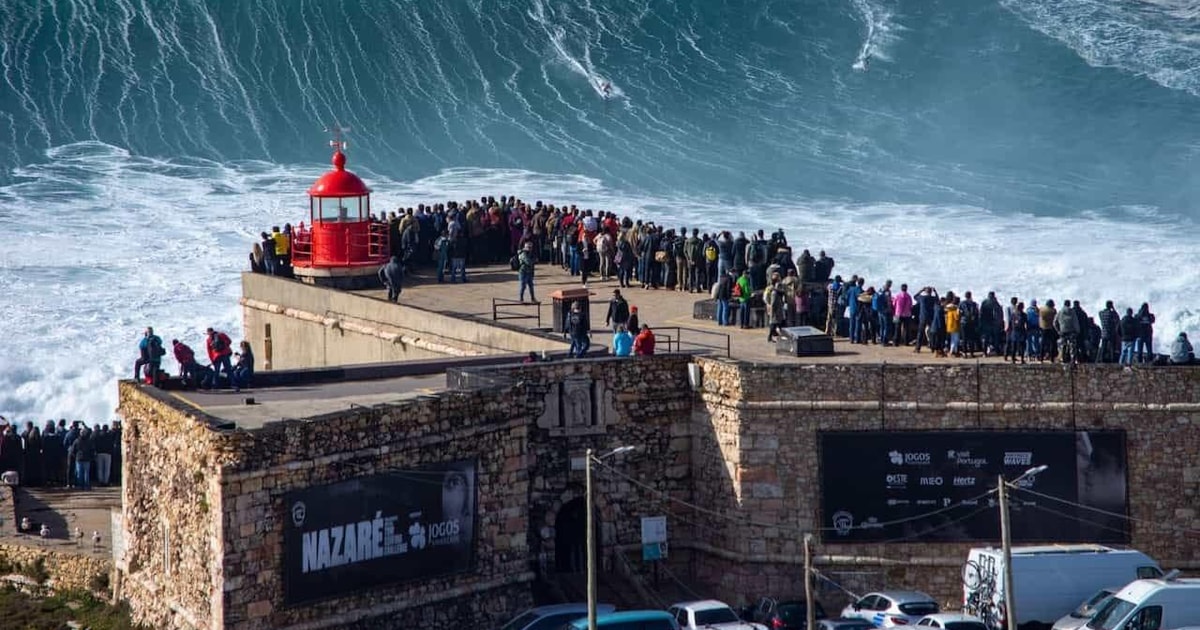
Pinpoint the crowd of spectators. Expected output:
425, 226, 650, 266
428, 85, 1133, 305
244, 194, 1191, 367
0, 416, 121, 490
814, 277, 1181, 365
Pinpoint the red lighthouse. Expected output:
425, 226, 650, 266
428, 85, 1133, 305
290, 134, 390, 288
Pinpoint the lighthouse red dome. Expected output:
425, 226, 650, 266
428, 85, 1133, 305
307, 150, 370, 197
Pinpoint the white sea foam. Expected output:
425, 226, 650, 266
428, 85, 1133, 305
1, 144, 1197, 422
849, 0, 902, 69
1001, 0, 1200, 96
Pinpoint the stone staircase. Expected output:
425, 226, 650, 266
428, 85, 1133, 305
540, 570, 653, 610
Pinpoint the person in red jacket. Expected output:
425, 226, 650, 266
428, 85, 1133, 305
172, 339, 201, 388
633, 324, 656, 356
205, 328, 234, 386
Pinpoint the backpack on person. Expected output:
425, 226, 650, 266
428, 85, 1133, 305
149, 336, 166, 358
704, 242, 718, 262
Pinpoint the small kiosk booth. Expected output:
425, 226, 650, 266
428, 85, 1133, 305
290, 139, 389, 289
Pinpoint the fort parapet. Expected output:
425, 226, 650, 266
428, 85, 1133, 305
116, 354, 1200, 629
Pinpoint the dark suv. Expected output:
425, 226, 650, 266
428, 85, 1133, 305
742, 597, 828, 630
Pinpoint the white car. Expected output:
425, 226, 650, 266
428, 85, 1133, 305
916, 614, 988, 630
841, 591, 940, 627
668, 600, 768, 630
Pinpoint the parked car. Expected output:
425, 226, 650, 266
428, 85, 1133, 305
563, 610, 681, 630
816, 618, 877, 630
840, 591, 939, 627
742, 597, 828, 629
915, 614, 988, 630
668, 600, 767, 630
500, 603, 617, 630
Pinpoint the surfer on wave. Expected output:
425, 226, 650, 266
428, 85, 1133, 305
599, 81, 613, 99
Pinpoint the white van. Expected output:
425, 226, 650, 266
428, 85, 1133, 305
962, 545, 1162, 629
1084, 577, 1200, 630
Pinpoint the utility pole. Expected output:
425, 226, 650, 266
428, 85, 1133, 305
804, 533, 816, 630
587, 447, 597, 630
998, 474, 1015, 630
997, 466, 1045, 630
583, 446, 635, 630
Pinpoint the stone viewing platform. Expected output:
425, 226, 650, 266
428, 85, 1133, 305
323, 260, 1030, 366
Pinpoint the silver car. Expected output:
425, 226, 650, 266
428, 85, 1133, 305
841, 591, 940, 627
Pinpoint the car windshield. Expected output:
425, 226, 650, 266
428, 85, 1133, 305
779, 604, 828, 622
945, 622, 988, 630
502, 612, 540, 630
899, 603, 940, 617
1087, 598, 1137, 630
1073, 591, 1115, 618
695, 608, 741, 625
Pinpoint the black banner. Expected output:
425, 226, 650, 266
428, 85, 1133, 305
282, 460, 477, 605
820, 431, 1127, 543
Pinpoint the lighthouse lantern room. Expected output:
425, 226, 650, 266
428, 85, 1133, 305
290, 134, 389, 289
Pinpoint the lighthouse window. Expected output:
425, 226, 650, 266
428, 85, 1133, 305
316, 197, 363, 222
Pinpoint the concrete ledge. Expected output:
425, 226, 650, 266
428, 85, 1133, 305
251, 349, 608, 387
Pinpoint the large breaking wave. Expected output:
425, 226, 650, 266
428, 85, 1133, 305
1, 0, 1199, 419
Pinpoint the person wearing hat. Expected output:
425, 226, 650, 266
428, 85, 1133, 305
1169, 332, 1195, 365
605, 289, 630, 332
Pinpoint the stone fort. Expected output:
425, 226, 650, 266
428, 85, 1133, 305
112, 270, 1200, 629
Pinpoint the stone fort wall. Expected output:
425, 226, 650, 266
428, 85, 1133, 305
688, 359, 1200, 608
117, 357, 1200, 628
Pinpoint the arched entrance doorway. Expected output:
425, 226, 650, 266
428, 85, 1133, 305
554, 497, 589, 573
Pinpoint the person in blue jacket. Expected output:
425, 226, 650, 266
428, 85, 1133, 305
612, 325, 634, 357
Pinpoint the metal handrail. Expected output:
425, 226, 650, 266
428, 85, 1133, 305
491, 298, 542, 328
649, 326, 731, 357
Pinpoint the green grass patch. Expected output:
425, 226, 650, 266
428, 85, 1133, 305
0, 585, 146, 629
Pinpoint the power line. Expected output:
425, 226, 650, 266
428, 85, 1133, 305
876, 506, 992, 544
1012, 486, 1200, 536
1018, 503, 1133, 539
592, 456, 997, 535
812, 568, 862, 600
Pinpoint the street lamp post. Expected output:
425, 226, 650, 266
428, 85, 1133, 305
999, 465, 1048, 630
586, 446, 636, 630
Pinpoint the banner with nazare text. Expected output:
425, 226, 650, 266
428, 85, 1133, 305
281, 459, 477, 605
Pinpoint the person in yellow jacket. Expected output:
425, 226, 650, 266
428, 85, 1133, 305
945, 298, 962, 357
271, 226, 290, 273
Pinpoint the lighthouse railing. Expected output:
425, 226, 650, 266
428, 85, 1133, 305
292, 224, 314, 266
367, 222, 390, 259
